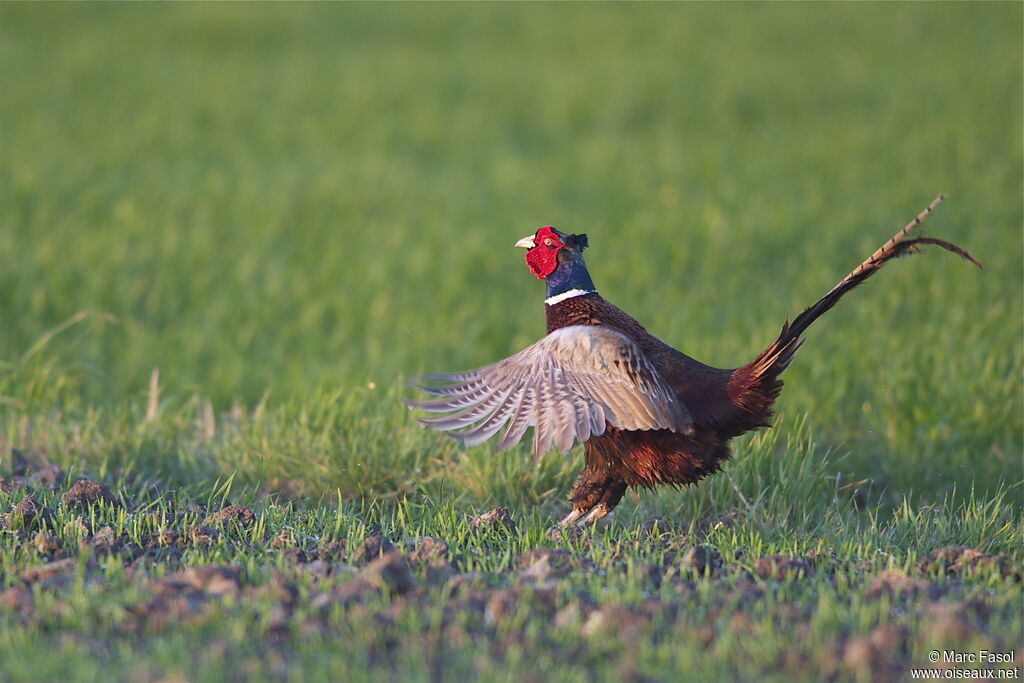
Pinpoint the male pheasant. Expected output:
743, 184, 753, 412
404, 196, 979, 528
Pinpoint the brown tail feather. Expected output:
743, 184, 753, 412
731, 194, 980, 421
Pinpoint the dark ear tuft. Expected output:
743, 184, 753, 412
570, 233, 589, 251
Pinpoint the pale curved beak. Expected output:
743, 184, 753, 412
515, 235, 536, 249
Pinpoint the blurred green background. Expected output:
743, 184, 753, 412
1, 3, 1020, 503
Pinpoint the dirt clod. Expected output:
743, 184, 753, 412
922, 599, 991, 623
10, 494, 52, 528
204, 504, 255, 528
517, 549, 591, 583
21, 558, 77, 588
252, 571, 299, 608
581, 604, 649, 637
318, 578, 376, 608
316, 538, 347, 560
409, 536, 449, 564
724, 578, 765, 605
185, 525, 220, 545
361, 552, 415, 595
363, 534, 396, 562
0, 586, 34, 615
918, 546, 1021, 581
470, 508, 516, 534
27, 464, 66, 490
33, 531, 63, 555
86, 525, 118, 550
61, 480, 117, 509
144, 528, 179, 548
866, 569, 940, 600
485, 586, 557, 625
10, 448, 46, 476
154, 564, 242, 598
754, 555, 814, 580
409, 537, 456, 584
678, 545, 722, 575
483, 587, 520, 625
296, 559, 353, 579
921, 609, 980, 643
270, 531, 297, 550
137, 565, 242, 627
842, 624, 906, 676
917, 545, 970, 574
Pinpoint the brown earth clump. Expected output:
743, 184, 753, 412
185, 525, 221, 545
295, 559, 354, 580
363, 534, 396, 562
516, 548, 591, 582
470, 508, 517, 534
754, 555, 814, 580
21, 557, 77, 588
32, 531, 63, 556
866, 569, 942, 600
8, 494, 54, 529
409, 536, 450, 564
677, 545, 723, 576
484, 586, 558, 626
61, 480, 118, 509
203, 504, 255, 528
152, 564, 242, 599
134, 565, 242, 628
0, 586, 34, 616
361, 552, 415, 595
316, 538, 347, 560
917, 546, 1021, 581
84, 525, 119, 551
408, 536, 457, 585
581, 604, 650, 638
143, 528, 180, 549
317, 578, 377, 608
841, 623, 908, 678
26, 464, 66, 490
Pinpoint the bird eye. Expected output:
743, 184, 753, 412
544, 238, 554, 247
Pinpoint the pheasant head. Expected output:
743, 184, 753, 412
516, 226, 596, 304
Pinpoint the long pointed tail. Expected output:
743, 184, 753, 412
731, 195, 980, 423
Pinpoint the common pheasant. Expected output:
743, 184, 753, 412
404, 196, 979, 527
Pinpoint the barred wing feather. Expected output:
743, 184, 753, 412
403, 325, 693, 458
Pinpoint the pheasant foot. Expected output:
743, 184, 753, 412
548, 504, 614, 537
576, 503, 612, 526
556, 508, 586, 528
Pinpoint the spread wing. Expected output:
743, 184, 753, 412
402, 325, 693, 458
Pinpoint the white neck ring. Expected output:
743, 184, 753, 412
545, 288, 596, 306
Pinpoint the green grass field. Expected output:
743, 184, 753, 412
1, 3, 1021, 681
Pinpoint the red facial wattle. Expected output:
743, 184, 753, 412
525, 226, 564, 280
